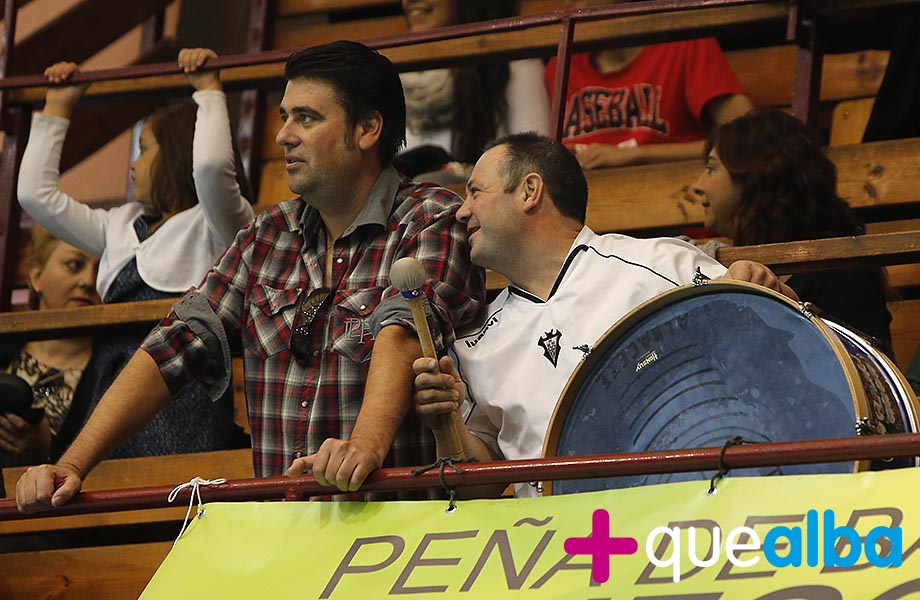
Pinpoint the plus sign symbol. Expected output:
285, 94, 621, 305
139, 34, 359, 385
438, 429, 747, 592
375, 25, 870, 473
564, 508, 639, 583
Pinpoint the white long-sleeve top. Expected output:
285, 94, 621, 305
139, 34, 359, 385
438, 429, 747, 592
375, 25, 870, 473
18, 90, 255, 300
403, 58, 551, 152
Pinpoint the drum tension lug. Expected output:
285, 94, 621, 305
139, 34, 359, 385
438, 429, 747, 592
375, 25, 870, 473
798, 301, 817, 319
691, 267, 711, 287
856, 418, 896, 462
573, 344, 593, 361
854, 417, 884, 436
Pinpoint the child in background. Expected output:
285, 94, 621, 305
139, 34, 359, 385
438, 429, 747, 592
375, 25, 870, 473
17, 48, 255, 457
547, 0, 753, 170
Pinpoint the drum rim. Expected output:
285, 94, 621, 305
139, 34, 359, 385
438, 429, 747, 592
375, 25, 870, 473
823, 319, 920, 438
541, 280, 869, 495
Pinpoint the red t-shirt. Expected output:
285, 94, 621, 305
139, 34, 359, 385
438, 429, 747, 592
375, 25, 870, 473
545, 39, 745, 147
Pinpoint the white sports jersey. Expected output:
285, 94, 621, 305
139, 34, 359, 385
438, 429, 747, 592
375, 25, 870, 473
453, 227, 726, 496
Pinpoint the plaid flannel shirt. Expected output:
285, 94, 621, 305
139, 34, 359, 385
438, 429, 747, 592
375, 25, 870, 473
141, 167, 485, 500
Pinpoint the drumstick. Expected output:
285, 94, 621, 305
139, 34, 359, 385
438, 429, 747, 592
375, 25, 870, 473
390, 257, 466, 461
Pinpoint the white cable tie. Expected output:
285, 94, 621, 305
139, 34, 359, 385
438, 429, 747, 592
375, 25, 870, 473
167, 476, 227, 544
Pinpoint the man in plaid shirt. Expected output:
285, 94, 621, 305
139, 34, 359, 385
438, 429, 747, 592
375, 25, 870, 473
16, 41, 485, 510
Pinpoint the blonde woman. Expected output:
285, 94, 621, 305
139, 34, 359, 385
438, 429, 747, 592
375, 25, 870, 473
0, 225, 99, 468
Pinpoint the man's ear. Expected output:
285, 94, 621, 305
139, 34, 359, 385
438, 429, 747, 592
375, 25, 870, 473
356, 111, 383, 152
521, 173, 544, 213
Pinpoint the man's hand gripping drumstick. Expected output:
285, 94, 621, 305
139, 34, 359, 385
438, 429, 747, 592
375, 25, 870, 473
390, 257, 466, 462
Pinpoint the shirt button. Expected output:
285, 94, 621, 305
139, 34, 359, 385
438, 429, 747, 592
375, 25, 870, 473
311, 350, 320, 357
359, 304, 366, 310
294, 451, 303, 458
336, 257, 343, 264
301, 401, 308, 408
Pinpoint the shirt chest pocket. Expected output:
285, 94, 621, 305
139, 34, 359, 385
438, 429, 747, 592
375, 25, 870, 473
332, 286, 384, 364
248, 285, 301, 359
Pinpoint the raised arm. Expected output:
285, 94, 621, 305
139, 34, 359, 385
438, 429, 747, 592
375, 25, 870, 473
17, 62, 109, 256
42, 62, 88, 120
179, 48, 255, 244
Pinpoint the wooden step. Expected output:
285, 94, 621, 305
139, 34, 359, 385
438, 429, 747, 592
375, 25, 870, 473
0, 542, 171, 600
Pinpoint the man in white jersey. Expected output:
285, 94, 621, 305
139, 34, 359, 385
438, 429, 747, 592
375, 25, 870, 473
413, 132, 796, 497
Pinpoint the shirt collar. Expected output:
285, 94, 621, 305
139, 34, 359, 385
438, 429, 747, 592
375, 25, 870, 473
297, 166, 400, 238
571, 225, 599, 249
507, 226, 600, 302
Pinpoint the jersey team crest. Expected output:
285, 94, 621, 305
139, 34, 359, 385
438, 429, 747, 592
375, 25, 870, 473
538, 329, 563, 367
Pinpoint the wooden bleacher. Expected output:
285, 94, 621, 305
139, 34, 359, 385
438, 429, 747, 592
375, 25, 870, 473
257, 42, 890, 207
1, 0, 917, 417
0, 0, 915, 410
0, 542, 173, 599
5, 138, 920, 369
1, 1, 919, 598
0, 449, 252, 600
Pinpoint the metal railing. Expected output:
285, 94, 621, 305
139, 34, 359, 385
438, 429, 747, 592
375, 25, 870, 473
3, 433, 920, 522
0, 0, 916, 309
0, 0, 919, 524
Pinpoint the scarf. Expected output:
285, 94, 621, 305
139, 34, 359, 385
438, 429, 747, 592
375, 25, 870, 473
401, 68, 455, 134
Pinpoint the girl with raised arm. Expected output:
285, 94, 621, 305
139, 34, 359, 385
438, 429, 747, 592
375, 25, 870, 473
17, 48, 255, 457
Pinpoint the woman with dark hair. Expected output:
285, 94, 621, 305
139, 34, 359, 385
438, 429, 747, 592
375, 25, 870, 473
17, 48, 255, 457
397, 0, 550, 181
693, 108, 893, 354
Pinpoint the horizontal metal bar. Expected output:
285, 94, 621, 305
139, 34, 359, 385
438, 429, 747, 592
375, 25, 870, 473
2, 433, 918, 522
0, 0, 784, 92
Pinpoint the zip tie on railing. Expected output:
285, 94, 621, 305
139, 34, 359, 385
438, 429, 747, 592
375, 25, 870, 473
167, 477, 226, 543
412, 458, 475, 514
707, 436, 754, 496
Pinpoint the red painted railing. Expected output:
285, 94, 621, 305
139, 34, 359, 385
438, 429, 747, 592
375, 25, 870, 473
1, 0, 919, 527
3, 433, 919, 522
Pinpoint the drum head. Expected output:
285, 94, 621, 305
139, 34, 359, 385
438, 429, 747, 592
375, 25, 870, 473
544, 281, 864, 495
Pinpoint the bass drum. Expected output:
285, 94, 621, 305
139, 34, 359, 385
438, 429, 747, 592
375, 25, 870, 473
543, 281, 919, 495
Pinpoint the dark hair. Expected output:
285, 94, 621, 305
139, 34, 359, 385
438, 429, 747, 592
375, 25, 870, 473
487, 132, 588, 223
705, 108, 864, 246
148, 99, 254, 214
448, 1, 517, 163
285, 41, 407, 165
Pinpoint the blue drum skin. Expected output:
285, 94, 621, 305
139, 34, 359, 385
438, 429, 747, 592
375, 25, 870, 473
551, 288, 875, 495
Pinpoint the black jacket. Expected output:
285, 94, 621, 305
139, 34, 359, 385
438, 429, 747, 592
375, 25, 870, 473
0, 341, 94, 462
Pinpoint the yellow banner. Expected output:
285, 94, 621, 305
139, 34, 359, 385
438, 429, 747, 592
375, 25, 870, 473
141, 469, 920, 599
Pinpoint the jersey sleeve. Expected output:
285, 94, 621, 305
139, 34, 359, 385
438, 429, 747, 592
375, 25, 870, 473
682, 38, 747, 122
